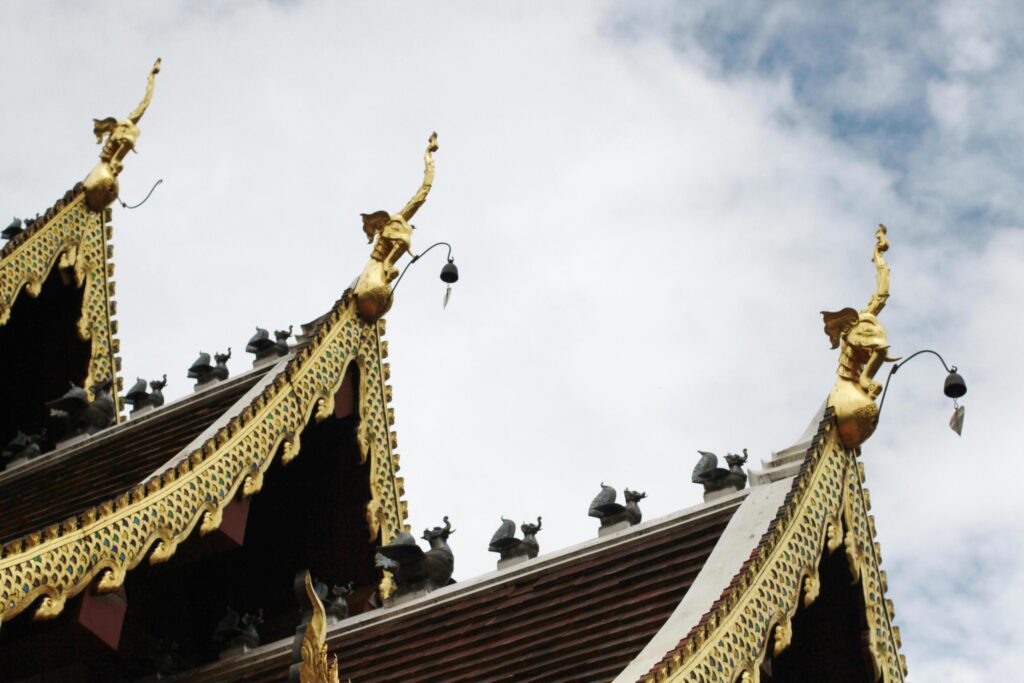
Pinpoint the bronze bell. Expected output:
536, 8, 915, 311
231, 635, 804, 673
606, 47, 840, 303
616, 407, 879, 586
943, 369, 967, 398
440, 260, 459, 284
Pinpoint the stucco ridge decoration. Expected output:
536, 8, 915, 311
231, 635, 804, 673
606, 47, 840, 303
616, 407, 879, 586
641, 410, 906, 683
0, 293, 407, 625
0, 187, 123, 416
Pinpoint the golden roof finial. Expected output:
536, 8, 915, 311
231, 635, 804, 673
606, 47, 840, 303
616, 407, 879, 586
292, 571, 340, 683
821, 225, 897, 448
353, 132, 438, 322
83, 58, 161, 211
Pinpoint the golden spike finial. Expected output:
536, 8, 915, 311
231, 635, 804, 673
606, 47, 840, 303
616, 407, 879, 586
353, 133, 439, 322
290, 571, 340, 683
821, 225, 896, 448
83, 58, 162, 211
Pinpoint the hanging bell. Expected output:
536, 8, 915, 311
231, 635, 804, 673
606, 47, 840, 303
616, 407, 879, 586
943, 369, 967, 398
440, 259, 459, 284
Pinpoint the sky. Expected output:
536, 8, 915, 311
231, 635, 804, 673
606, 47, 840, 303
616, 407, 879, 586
1, 2, 1021, 679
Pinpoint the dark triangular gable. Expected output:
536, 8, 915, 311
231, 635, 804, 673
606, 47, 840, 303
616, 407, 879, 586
0, 185, 123, 446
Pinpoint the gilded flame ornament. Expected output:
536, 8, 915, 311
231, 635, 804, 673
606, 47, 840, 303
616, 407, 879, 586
296, 571, 340, 683
83, 58, 161, 211
822, 225, 897, 448
353, 132, 438, 322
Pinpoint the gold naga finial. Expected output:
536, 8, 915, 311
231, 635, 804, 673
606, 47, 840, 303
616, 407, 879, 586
821, 225, 897, 448
353, 132, 438, 322
290, 571, 340, 683
83, 58, 161, 211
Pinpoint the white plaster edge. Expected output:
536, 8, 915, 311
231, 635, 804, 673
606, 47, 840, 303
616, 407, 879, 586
613, 475, 795, 683
147, 354, 295, 477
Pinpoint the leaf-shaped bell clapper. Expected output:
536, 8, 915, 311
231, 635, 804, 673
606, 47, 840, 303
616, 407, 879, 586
949, 404, 965, 436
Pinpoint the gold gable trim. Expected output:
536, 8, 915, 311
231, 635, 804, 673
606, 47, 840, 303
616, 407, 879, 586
0, 190, 123, 416
645, 418, 906, 683
0, 298, 408, 625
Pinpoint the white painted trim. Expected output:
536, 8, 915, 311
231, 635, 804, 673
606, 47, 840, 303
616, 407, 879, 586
613, 476, 794, 683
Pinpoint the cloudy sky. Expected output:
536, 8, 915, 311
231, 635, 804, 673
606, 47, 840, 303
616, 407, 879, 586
2, 2, 1021, 679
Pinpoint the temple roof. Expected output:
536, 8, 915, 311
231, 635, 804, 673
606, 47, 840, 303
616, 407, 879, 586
173, 494, 744, 683
0, 290, 407, 626
0, 71, 910, 680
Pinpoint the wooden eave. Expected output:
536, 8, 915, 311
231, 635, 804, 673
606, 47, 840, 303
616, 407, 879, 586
641, 411, 908, 683
0, 185, 123, 414
0, 294, 407, 626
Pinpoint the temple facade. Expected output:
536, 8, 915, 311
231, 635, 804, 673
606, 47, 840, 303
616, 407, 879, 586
0, 62, 906, 682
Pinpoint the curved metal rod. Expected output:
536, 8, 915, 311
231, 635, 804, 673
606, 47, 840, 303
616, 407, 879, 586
390, 241, 453, 294
877, 349, 955, 416
117, 178, 164, 209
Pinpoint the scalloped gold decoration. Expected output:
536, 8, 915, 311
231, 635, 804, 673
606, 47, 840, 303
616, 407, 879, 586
646, 420, 906, 683
0, 191, 122, 416
0, 298, 407, 625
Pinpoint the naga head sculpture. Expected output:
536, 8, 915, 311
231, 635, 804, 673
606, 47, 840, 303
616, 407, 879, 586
353, 133, 438, 322
822, 308, 890, 356
84, 59, 161, 211
823, 226, 897, 448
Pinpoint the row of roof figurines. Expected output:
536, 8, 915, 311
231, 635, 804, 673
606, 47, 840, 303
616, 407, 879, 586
186, 461, 751, 668
0, 326, 294, 471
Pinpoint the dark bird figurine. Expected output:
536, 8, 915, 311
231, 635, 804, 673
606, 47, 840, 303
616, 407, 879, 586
3, 217, 23, 240
149, 375, 167, 407
692, 449, 749, 494
375, 516, 455, 597
1, 432, 42, 468
212, 607, 263, 652
588, 484, 647, 530
140, 638, 181, 677
324, 582, 352, 622
212, 349, 231, 381
245, 328, 277, 362
274, 325, 293, 356
309, 578, 351, 622
125, 377, 151, 412
83, 381, 116, 434
488, 516, 543, 561
45, 384, 89, 443
44, 382, 113, 442
188, 352, 215, 387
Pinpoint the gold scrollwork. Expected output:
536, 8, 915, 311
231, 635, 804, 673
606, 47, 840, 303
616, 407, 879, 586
802, 571, 821, 608
32, 593, 66, 621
